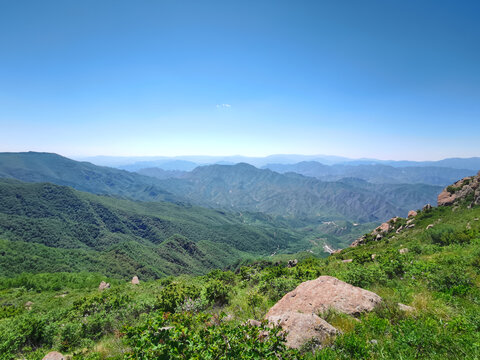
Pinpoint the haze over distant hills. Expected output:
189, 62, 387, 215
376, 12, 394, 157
0, 152, 443, 224
78, 154, 480, 172
154, 163, 441, 223
262, 162, 474, 186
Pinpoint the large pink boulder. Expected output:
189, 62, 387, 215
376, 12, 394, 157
376, 222, 391, 233
266, 276, 382, 318
42, 352, 65, 360
264, 276, 382, 348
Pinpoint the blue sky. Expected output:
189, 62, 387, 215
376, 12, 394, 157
0, 0, 479, 160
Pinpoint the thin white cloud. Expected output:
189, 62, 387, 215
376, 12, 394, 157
216, 104, 231, 109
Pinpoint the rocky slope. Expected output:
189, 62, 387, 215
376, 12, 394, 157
437, 170, 480, 207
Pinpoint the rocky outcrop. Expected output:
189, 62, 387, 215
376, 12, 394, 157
265, 276, 381, 348
287, 259, 298, 268
24, 301, 33, 310
98, 281, 110, 291
398, 303, 415, 312
246, 319, 262, 327
407, 210, 417, 218
438, 191, 457, 206
423, 204, 432, 211
438, 171, 480, 207
350, 216, 403, 247
42, 352, 65, 360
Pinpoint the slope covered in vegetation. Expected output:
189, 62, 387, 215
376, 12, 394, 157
157, 163, 442, 222
0, 179, 319, 279
1, 188, 479, 359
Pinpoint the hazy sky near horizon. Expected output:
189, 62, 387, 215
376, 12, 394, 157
1, 1, 479, 161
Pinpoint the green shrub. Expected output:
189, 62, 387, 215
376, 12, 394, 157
123, 312, 299, 359
378, 250, 410, 279
156, 282, 200, 313
428, 265, 473, 295
424, 225, 472, 246
0, 314, 49, 359
343, 264, 386, 288
207, 269, 237, 285
204, 279, 233, 306
352, 252, 373, 265
446, 185, 461, 194
259, 277, 298, 302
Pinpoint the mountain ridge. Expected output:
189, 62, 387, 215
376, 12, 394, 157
0, 152, 443, 224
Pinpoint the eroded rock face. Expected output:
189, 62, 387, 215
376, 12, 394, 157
42, 352, 65, 360
266, 276, 382, 318
266, 311, 338, 349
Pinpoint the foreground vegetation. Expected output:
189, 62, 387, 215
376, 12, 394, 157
1, 201, 479, 359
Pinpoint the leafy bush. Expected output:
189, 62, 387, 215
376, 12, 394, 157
352, 252, 373, 265
123, 312, 299, 359
343, 264, 386, 288
425, 225, 473, 246
259, 277, 298, 302
0, 314, 50, 359
378, 250, 410, 279
204, 279, 233, 306
156, 282, 200, 313
428, 265, 473, 295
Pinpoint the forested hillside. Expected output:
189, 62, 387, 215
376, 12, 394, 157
157, 163, 441, 222
0, 152, 181, 203
0, 179, 315, 279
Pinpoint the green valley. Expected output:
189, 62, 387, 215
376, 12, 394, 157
0, 179, 323, 279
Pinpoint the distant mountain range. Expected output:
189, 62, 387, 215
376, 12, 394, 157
0, 152, 443, 223
154, 163, 442, 222
262, 162, 474, 186
78, 154, 480, 171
